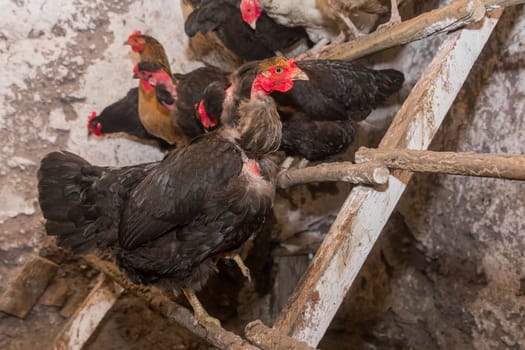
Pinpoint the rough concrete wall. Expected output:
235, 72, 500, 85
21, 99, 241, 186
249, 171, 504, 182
0, 0, 524, 349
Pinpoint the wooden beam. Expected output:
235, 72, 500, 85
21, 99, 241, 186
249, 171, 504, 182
314, 0, 523, 61
277, 162, 389, 188
0, 255, 58, 318
273, 9, 504, 347
245, 320, 316, 350
82, 255, 262, 350
53, 274, 123, 350
355, 148, 525, 180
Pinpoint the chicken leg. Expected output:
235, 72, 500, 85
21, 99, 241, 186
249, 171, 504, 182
182, 288, 221, 327
215, 252, 252, 282
377, 0, 402, 31
338, 13, 365, 38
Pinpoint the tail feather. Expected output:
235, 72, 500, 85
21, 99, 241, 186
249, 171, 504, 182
38, 151, 152, 252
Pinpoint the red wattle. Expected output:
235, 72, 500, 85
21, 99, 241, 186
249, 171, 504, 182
196, 101, 218, 129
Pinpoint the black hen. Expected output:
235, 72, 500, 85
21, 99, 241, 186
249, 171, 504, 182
281, 60, 405, 121
185, 0, 310, 61
172, 66, 229, 138
87, 88, 172, 149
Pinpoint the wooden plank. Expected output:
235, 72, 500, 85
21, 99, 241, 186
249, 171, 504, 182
0, 255, 58, 318
272, 9, 504, 347
316, 0, 524, 61
38, 278, 69, 307
53, 274, 123, 350
355, 148, 525, 180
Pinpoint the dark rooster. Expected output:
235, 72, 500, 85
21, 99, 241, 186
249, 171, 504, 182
184, 0, 311, 62
38, 57, 306, 326
197, 58, 404, 160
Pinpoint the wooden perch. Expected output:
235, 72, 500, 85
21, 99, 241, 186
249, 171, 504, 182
315, 0, 524, 61
355, 147, 525, 180
277, 162, 389, 188
245, 320, 316, 350
81, 255, 261, 350
0, 255, 58, 318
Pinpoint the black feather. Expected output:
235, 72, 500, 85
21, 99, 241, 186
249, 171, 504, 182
184, 0, 310, 61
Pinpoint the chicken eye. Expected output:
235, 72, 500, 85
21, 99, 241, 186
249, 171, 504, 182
275, 67, 283, 74
247, 8, 252, 12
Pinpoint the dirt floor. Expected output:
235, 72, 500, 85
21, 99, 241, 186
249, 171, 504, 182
1, 1, 525, 349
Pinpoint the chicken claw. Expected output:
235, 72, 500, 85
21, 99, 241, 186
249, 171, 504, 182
216, 252, 252, 283
182, 288, 221, 328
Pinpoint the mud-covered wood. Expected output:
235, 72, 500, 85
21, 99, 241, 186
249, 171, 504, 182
315, 0, 524, 61
0, 255, 58, 318
82, 255, 261, 350
277, 162, 389, 188
245, 320, 316, 350
38, 278, 69, 307
54, 274, 123, 350
355, 147, 525, 180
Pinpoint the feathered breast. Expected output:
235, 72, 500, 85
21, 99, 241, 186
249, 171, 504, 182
236, 97, 282, 158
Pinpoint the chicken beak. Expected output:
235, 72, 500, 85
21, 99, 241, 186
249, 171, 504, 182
123, 40, 130, 46
248, 20, 257, 30
292, 69, 309, 81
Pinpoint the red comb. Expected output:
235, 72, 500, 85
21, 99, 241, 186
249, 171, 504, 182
288, 58, 297, 67
87, 111, 97, 123
87, 112, 103, 136
129, 30, 141, 38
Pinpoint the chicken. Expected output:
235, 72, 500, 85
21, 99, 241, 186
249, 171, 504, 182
181, 0, 243, 71
87, 90, 172, 150
38, 57, 307, 326
125, 32, 190, 146
197, 58, 404, 160
134, 63, 191, 147
171, 66, 229, 139
126, 31, 173, 76
185, 0, 311, 62
276, 59, 404, 121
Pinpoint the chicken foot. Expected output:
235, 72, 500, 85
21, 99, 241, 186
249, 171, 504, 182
377, 0, 402, 31
296, 31, 347, 60
182, 288, 221, 327
338, 13, 366, 38
215, 252, 252, 283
